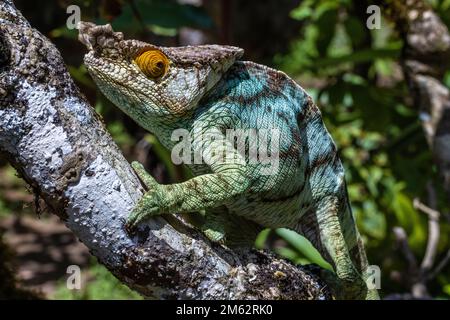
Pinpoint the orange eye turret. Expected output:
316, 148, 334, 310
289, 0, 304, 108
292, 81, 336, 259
134, 49, 169, 79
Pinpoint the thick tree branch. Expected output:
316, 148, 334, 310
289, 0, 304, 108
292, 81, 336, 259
0, 0, 330, 299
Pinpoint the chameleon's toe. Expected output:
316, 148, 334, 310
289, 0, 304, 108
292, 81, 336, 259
131, 161, 159, 189
202, 228, 226, 243
126, 205, 159, 230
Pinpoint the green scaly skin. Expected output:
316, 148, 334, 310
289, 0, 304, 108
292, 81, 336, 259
78, 22, 379, 300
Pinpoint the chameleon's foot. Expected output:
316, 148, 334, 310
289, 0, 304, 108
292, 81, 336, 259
200, 209, 260, 248
201, 226, 255, 248
200, 213, 226, 244
320, 269, 376, 300
365, 288, 380, 300
126, 195, 162, 231
202, 227, 226, 244
126, 161, 169, 231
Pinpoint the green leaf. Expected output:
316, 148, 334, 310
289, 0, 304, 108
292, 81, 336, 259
276, 228, 332, 270
356, 202, 386, 239
344, 17, 366, 47
314, 1, 340, 20
314, 48, 400, 68
255, 228, 271, 249
389, 190, 426, 250
110, 0, 213, 34
148, 25, 177, 37
68, 65, 94, 88
443, 284, 450, 296
315, 9, 338, 56
136, 0, 213, 29
49, 27, 78, 40
290, 0, 314, 21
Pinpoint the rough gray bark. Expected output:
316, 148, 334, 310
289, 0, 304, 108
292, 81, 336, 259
0, 0, 330, 299
385, 0, 450, 202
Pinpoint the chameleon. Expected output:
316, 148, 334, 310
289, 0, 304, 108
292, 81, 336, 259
78, 22, 379, 300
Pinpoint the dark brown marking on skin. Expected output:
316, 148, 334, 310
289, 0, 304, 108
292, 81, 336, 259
330, 153, 343, 174
175, 198, 184, 207
279, 142, 301, 160
226, 90, 268, 108
186, 180, 201, 192
291, 127, 301, 142
215, 173, 232, 190
349, 244, 363, 273
296, 109, 307, 124
265, 68, 288, 92
222, 74, 283, 110
279, 126, 302, 160
277, 111, 290, 125
223, 64, 251, 82
190, 179, 199, 189
297, 95, 318, 125
305, 149, 337, 178
301, 201, 310, 209
297, 108, 308, 126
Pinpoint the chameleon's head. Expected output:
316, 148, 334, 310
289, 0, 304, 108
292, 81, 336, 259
78, 22, 243, 129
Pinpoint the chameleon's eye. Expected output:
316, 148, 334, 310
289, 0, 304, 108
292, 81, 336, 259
134, 49, 169, 79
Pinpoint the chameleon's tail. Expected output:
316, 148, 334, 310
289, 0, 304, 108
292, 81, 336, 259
339, 199, 380, 300
297, 187, 380, 299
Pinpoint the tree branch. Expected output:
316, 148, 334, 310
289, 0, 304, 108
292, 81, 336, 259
413, 183, 440, 273
0, 0, 330, 299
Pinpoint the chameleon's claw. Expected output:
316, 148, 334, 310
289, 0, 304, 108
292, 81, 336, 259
131, 161, 159, 189
126, 171, 168, 231
126, 203, 161, 230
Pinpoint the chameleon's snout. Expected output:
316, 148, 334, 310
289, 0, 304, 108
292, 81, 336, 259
77, 21, 123, 52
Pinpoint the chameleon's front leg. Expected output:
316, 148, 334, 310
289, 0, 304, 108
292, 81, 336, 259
126, 161, 250, 231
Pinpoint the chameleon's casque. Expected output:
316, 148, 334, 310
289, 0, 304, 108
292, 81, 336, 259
78, 22, 379, 300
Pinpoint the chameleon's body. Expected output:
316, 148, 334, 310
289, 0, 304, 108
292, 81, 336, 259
78, 23, 379, 300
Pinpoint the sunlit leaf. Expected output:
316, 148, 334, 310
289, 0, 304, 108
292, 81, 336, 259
276, 228, 332, 270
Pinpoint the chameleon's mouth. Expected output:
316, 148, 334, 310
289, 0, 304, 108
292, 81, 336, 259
83, 51, 151, 104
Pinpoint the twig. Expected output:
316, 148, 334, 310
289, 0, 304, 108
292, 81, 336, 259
413, 188, 440, 273
413, 198, 440, 221
427, 249, 450, 281
393, 227, 419, 274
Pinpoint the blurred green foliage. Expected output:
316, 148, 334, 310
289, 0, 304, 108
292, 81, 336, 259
0, 0, 449, 299
52, 258, 142, 300
273, 0, 450, 298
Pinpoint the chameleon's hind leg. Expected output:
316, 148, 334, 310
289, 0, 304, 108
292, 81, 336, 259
298, 196, 368, 300
202, 206, 263, 248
